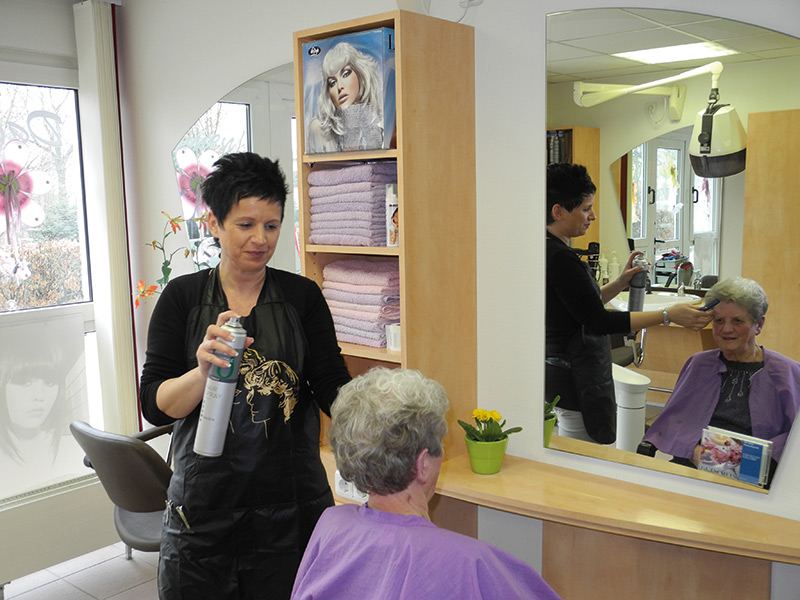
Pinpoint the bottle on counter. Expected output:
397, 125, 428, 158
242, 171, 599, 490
598, 253, 609, 285
608, 251, 621, 281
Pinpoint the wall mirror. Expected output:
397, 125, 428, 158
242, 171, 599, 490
162, 64, 298, 287
546, 8, 800, 492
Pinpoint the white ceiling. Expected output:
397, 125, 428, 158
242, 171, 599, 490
547, 8, 800, 84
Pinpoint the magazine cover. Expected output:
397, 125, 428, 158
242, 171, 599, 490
697, 426, 773, 487
302, 28, 396, 154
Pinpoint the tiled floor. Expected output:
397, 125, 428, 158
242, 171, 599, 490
3, 543, 158, 600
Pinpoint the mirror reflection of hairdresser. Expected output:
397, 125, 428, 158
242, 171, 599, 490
306, 42, 383, 153
643, 278, 800, 485
545, 163, 712, 444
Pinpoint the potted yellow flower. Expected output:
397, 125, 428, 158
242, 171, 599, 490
458, 409, 522, 474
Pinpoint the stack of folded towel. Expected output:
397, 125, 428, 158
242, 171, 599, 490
322, 259, 400, 348
308, 162, 397, 246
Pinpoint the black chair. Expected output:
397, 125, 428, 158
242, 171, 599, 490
636, 441, 657, 457
70, 421, 173, 558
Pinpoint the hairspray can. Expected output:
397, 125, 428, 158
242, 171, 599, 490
193, 317, 247, 457
627, 255, 649, 312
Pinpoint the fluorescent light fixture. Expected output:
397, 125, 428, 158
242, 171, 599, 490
614, 42, 737, 65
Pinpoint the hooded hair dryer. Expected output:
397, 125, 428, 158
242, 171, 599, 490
688, 62, 746, 178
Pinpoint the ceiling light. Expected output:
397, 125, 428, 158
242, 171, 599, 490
613, 42, 737, 65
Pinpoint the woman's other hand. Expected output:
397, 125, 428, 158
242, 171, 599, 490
666, 302, 714, 331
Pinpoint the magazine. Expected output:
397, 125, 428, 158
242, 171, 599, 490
697, 426, 773, 487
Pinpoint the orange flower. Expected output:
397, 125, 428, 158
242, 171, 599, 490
134, 279, 158, 308
161, 210, 185, 234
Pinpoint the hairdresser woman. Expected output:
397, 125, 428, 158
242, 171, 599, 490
139, 153, 351, 600
545, 163, 712, 445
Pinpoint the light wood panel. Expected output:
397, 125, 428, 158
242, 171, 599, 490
542, 522, 770, 600
742, 109, 800, 361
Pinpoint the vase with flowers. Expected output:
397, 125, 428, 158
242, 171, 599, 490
458, 409, 522, 474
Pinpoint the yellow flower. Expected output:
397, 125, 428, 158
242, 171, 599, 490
472, 408, 490, 422
489, 411, 502, 422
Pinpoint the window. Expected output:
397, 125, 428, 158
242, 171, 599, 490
0, 81, 98, 505
0, 83, 90, 312
628, 127, 720, 286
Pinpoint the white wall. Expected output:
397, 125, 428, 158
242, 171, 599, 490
115, 0, 800, 594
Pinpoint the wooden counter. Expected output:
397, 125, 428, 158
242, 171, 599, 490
435, 454, 800, 598
435, 453, 800, 563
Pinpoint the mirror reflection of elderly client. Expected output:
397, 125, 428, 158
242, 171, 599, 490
643, 277, 800, 478
291, 367, 562, 600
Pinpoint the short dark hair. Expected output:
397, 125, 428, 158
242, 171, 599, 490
201, 152, 289, 225
546, 162, 596, 224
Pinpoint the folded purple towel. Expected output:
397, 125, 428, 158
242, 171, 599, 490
309, 233, 385, 246
309, 201, 383, 215
335, 323, 385, 341
323, 280, 399, 295
308, 181, 393, 199
329, 303, 401, 322
323, 288, 399, 306
336, 331, 386, 349
310, 190, 387, 206
311, 209, 386, 222
308, 162, 397, 187
332, 314, 397, 334
310, 222, 386, 235
323, 259, 400, 286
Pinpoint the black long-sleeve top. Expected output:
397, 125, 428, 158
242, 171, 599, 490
546, 232, 631, 356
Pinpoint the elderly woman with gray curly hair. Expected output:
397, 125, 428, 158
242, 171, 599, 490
643, 277, 800, 479
291, 367, 561, 600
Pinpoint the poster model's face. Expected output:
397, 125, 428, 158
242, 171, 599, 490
327, 65, 360, 109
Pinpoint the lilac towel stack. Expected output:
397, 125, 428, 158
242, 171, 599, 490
308, 162, 397, 247
322, 259, 400, 348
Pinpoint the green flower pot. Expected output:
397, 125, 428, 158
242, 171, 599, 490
465, 436, 508, 474
544, 416, 556, 448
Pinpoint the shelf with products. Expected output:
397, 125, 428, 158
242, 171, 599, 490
294, 10, 476, 459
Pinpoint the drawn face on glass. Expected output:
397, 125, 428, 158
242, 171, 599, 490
327, 65, 360, 109
6, 374, 59, 431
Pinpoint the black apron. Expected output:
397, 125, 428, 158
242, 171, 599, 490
159, 268, 333, 600
546, 260, 617, 445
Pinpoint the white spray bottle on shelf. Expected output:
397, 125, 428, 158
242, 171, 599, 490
608, 251, 620, 281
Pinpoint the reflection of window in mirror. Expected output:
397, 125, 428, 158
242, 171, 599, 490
626, 128, 720, 286
172, 102, 250, 271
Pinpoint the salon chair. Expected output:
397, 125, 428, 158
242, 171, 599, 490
69, 421, 173, 558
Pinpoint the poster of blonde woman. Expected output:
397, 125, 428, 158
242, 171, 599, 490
302, 28, 396, 154
0, 310, 89, 500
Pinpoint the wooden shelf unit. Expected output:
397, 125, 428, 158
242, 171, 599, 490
293, 11, 477, 456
